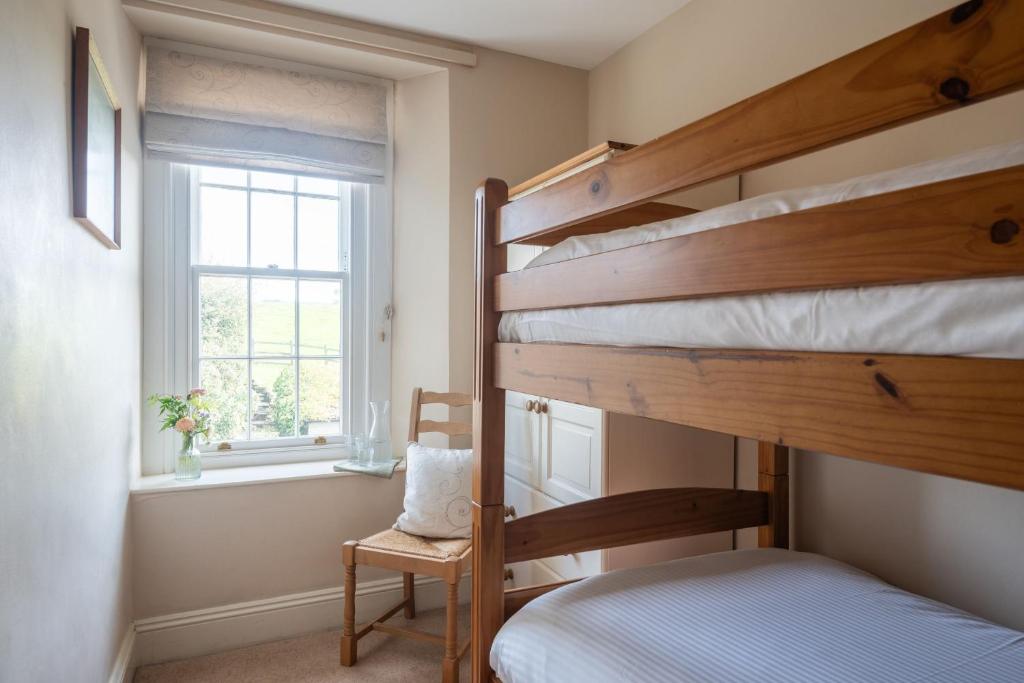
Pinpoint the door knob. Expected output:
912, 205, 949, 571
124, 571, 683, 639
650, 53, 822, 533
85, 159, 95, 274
504, 568, 515, 581
525, 399, 536, 413
538, 402, 549, 414
504, 505, 517, 519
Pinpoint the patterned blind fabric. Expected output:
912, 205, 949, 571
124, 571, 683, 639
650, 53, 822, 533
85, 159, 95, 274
144, 45, 388, 181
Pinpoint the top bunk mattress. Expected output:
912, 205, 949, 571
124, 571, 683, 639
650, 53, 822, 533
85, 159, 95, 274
498, 140, 1024, 359
490, 548, 1024, 683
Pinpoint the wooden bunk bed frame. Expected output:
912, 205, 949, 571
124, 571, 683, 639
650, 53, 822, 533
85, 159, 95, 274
471, 2, 1024, 681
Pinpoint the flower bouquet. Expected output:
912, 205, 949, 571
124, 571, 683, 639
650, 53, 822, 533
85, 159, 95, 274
149, 388, 212, 480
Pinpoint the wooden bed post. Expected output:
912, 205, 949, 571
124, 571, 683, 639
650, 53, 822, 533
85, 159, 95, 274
757, 442, 789, 548
472, 178, 509, 683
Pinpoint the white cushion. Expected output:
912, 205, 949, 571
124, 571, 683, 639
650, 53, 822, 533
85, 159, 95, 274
394, 442, 473, 539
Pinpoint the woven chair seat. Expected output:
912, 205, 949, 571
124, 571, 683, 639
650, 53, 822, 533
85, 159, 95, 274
359, 528, 471, 560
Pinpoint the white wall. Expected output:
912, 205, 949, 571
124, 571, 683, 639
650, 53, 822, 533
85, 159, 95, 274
588, 0, 1024, 629
0, 0, 142, 680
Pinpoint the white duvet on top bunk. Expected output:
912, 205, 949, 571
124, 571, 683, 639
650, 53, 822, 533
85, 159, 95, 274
497, 140, 1024, 359
490, 549, 1024, 683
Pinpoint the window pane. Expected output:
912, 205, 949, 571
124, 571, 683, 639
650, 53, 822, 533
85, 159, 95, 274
299, 280, 341, 356
297, 176, 339, 196
297, 197, 339, 271
251, 359, 295, 439
199, 276, 247, 357
251, 171, 294, 192
199, 166, 246, 187
299, 359, 341, 436
200, 359, 248, 442
250, 192, 294, 269
252, 278, 295, 356
198, 186, 247, 266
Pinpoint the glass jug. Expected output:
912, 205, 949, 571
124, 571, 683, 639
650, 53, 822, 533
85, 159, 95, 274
368, 400, 392, 464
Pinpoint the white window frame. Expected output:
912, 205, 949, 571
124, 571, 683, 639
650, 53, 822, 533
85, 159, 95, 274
142, 161, 392, 475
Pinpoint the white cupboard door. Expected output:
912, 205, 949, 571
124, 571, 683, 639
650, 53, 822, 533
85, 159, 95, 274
505, 473, 600, 581
540, 399, 604, 504
505, 391, 541, 487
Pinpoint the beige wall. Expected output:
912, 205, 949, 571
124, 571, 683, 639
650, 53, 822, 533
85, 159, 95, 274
392, 48, 588, 442
132, 476, 406, 617
133, 47, 589, 640
588, 0, 1024, 629
446, 49, 589, 407
0, 0, 142, 680
392, 69, 452, 449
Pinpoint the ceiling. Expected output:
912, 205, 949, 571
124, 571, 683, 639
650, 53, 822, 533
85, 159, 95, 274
269, 0, 691, 69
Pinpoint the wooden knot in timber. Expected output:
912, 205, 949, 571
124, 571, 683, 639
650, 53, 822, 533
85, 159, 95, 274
990, 219, 1020, 245
939, 77, 971, 103
874, 372, 901, 400
950, 0, 983, 24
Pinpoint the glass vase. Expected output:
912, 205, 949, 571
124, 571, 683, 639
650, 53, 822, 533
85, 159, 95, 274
368, 400, 392, 464
175, 437, 202, 481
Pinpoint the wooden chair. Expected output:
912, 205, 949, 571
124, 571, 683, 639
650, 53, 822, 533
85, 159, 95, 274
341, 388, 473, 682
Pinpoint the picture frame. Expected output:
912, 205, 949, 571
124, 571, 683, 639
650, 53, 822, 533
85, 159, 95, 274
73, 26, 121, 249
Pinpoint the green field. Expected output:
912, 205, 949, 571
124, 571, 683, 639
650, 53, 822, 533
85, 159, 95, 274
198, 277, 343, 441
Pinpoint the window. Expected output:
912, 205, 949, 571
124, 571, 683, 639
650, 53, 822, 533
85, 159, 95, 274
194, 165, 352, 448
143, 161, 391, 473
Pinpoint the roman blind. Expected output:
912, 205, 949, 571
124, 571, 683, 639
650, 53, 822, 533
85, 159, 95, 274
144, 44, 388, 181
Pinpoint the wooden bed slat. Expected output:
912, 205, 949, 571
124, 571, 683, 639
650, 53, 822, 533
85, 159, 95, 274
495, 343, 1024, 491
508, 141, 635, 198
504, 488, 769, 564
504, 579, 582, 619
496, 165, 1024, 311
498, 0, 1024, 245
513, 201, 697, 247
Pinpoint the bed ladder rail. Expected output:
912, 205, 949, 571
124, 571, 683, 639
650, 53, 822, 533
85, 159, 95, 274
504, 579, 583, 619
495, 165, 1024, 312
504, 488, 769, 564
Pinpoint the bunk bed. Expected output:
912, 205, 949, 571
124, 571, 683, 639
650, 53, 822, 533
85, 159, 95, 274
471, 2, 1024, 682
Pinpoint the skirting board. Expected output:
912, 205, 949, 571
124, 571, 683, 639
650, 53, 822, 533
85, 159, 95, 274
109, 625, 136, 683
132, 574, 471, 667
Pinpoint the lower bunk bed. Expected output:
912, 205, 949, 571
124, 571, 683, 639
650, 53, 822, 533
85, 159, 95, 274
491, 549, 1024, 683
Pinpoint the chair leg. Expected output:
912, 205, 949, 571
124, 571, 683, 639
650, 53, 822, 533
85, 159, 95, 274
340, 544, 358, 667
442, 579, 459, 683
403, 572, 416, 619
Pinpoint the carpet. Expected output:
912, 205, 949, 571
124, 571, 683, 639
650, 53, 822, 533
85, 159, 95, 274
134, 605, 471, 682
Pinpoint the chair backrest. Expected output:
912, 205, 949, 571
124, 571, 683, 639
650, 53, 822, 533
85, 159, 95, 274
408, 387, 473, 443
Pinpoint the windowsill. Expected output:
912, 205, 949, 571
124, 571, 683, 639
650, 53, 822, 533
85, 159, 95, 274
131, 459, 405, 496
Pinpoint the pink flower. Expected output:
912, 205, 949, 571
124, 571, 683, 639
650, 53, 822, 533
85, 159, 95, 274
174, 417, 196, 433
189, 388, 207, 397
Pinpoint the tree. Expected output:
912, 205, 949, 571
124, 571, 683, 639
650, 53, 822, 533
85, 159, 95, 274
270, 367, 296, 437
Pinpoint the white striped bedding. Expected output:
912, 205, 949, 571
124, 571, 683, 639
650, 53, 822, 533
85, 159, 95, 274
490, 549, 1024, 682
